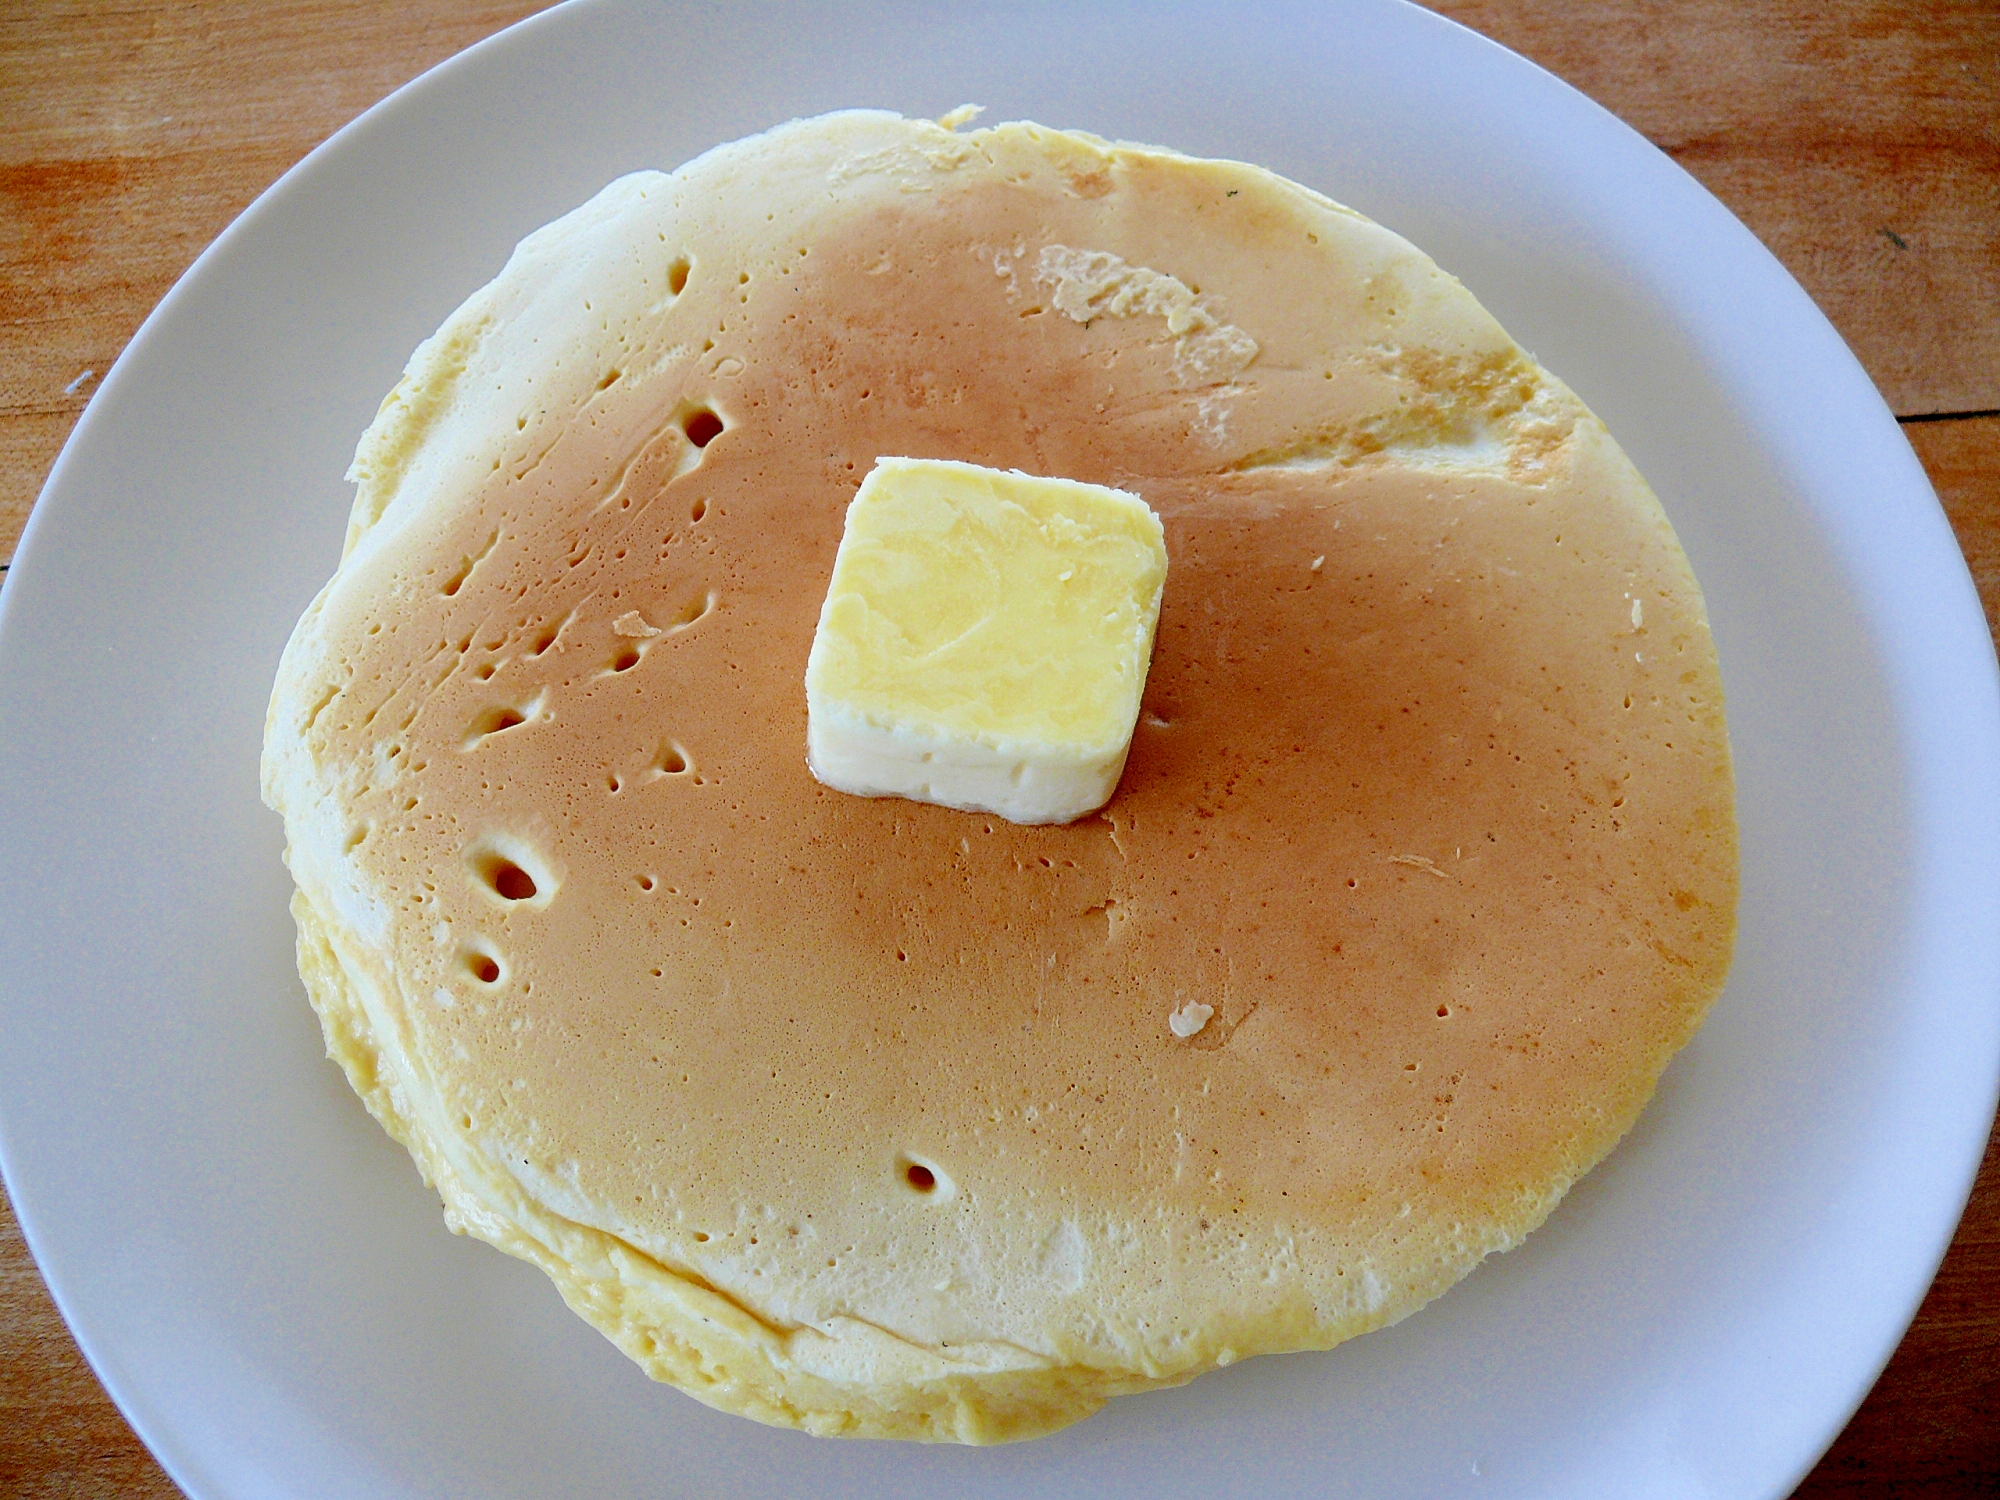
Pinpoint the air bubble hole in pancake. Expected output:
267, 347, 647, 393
464, 836, 553, 907
463, 697, 539, 749
680, 406, 724, 449
897, 1154, 952, 1198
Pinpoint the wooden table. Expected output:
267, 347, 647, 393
2, 2, 1994, 1493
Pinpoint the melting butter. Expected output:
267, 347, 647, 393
805, 457, 1167, 824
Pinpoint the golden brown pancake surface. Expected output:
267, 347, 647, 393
263, 111, 1736, 1442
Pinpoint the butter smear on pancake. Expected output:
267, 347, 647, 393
805, 457, 1167, 824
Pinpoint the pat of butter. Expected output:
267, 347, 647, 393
806, 457, 1168, 825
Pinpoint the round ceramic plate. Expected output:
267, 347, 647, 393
3, 2, 1996, 1496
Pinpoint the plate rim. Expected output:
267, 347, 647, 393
3, 2, 1997, 1496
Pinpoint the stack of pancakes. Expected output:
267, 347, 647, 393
262, 111, 1737, 1442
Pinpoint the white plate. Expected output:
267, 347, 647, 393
4, 2, 1996, 1496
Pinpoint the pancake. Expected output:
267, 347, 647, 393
262, 110, 1737, 1443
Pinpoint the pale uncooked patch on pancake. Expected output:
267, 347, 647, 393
263, 110, 1737, 1442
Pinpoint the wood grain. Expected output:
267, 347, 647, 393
0, 0, 554, 577
1, 4, 1995, 1497
1797, 1111, 2000, 1496
1428, 0, 2000, 419
1, 1191, 175, 1499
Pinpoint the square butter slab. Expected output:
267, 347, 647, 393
805, 457, 1168, 824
